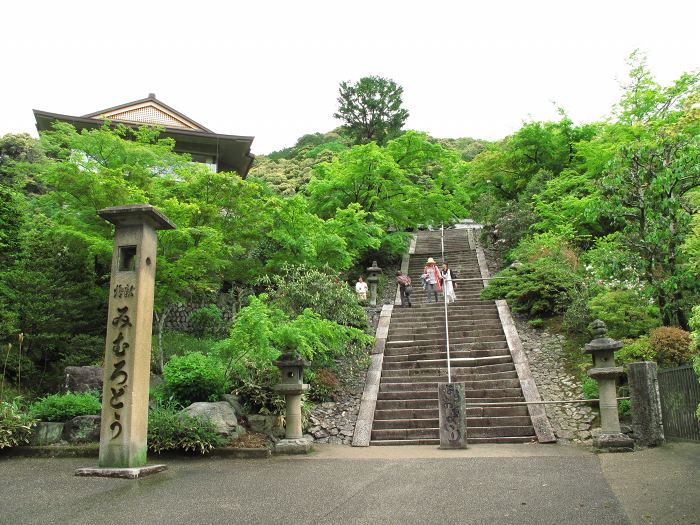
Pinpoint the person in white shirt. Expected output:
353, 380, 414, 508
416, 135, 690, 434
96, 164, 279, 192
355, 276, 368, 302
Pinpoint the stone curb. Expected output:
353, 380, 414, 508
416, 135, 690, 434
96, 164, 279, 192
353, 304, 393, 447
1, 446, 270, 459
474, 244, 557, 444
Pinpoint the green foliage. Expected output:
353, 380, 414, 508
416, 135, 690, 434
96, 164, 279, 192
29, 392, 101, 422
147, 405, 224, 454
618, 399, 631, 419
217, 294, 372, 414
649, 327, 694, 367
0, 399, 37, 449
589, 290, 661, 339
308, 368, 339, 402
188, 305, 226, 337
162, 352, 229, 407
152, 330, 220, 368
232, 365, 285, 415
693, 355, 700, 420
582, 377, 599, 399
528, 318, 544, 329
562, 288, 594, 336
261, 265, 368, 329
334, 76, 409, 145
618, 336, 655, 365
481, 256, 581, 316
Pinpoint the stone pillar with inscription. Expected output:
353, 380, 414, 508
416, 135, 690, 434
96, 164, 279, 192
438, 382, 467, 449
75, 205, 175, 479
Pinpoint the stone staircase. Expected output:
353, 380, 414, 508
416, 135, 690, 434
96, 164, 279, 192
369, 229, 538, 445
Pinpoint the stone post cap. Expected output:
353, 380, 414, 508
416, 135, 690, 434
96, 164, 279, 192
98, 204, 176, 230
584, 319, 623, 354
367, 260, 382, 273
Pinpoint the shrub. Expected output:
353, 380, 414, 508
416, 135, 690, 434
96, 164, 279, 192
481, 255, 581, 317
232, 365, 285, 415
29, 392, 101, 422
162, 352, 229, 407
309, 368, 339, 402
582, 377, 598, 400
151, 330, 219, 369
562, 287, 595, 336
618, 336, 655, 365
588, 290, 661, 340
528, 318, 544, 329
147, 405, 224, 454
0, 399, 37, 449
260, 265, 368, 328
617, 399, 631, 419
188, 305, 226, 337
650, 327, 693, 367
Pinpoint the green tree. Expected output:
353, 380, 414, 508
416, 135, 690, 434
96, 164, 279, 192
334, 76, 409, 145
592, 52, 700, 327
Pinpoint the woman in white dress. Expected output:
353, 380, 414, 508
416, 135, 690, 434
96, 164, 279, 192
441, 262, 457, 303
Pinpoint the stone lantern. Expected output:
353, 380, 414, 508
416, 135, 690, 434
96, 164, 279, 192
584, 320, 634, 452
366, 260, 382, 306
273, 353, 312, 454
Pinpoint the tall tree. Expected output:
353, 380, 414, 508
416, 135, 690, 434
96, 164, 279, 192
593, 52, 700, 327
334, 76, 409, 145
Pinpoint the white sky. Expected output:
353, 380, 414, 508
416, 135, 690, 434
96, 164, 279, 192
2, 0, 698, 154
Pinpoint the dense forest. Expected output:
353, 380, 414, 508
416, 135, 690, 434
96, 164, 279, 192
0, 53, 698, 416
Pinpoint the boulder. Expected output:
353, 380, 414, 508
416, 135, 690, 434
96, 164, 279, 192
64, 366, 103, 393
30, 422, 65, 446
183, 401, 245, 439
248, 414, 286, 438
220, 394, 244, 415
63, 415, 101, 443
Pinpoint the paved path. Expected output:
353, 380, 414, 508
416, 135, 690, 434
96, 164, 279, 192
1, 443, 697, 525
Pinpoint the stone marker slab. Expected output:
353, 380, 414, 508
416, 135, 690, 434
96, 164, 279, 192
627, 361, 665, 447
438, 382, 467, 449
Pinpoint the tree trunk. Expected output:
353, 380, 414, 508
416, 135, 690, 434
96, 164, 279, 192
154, 308, 169, 374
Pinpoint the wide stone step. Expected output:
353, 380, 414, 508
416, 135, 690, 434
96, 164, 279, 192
382, 355, 513, 370
388, 322, 503, 336
383, 342, 510, 357
383, 347, 511, 362
375, 396, 526, 411
381, 371, 519, 384
388, 328, 505, 342
389, 315, 501, 329
369, 435, 537, 445
379, 378, 522, 393
370, 425, 535, 441
372, 416, 532, 429
381, 361, 516, 376
373, 405, 530, 420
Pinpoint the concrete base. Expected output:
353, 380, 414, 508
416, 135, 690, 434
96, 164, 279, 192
75, 464, 167, 479
594, 433, 634, 453
274, 438, 313, 455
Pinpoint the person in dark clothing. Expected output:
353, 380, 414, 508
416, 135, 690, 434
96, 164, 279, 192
396, 271, 413, 308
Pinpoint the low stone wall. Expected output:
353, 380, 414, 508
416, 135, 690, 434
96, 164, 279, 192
162, 294, 237, 333
515, 316, 596, 443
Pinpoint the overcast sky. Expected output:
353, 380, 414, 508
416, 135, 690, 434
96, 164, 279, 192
2, 0, 698, 154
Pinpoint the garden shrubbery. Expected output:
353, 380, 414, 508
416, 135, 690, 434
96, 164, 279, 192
481, 255, 581, 316
29, 392, 101, 422
188, 305, 226, 337
588, 290, 661, 340
162, 352, 229, 407
0, 399, 37, 449
147, 404, 224, 454
649, 327, 693, 367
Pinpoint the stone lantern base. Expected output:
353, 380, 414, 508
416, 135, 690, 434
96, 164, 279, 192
274, 437, 313, 455
593, 432, 634, 453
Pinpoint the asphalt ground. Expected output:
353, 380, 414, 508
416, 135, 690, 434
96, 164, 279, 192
0, 443, 697, 525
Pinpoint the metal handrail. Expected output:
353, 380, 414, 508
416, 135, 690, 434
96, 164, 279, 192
441, 223, 452, 383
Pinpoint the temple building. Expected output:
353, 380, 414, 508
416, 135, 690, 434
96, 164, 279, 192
33, 93, 255, 176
